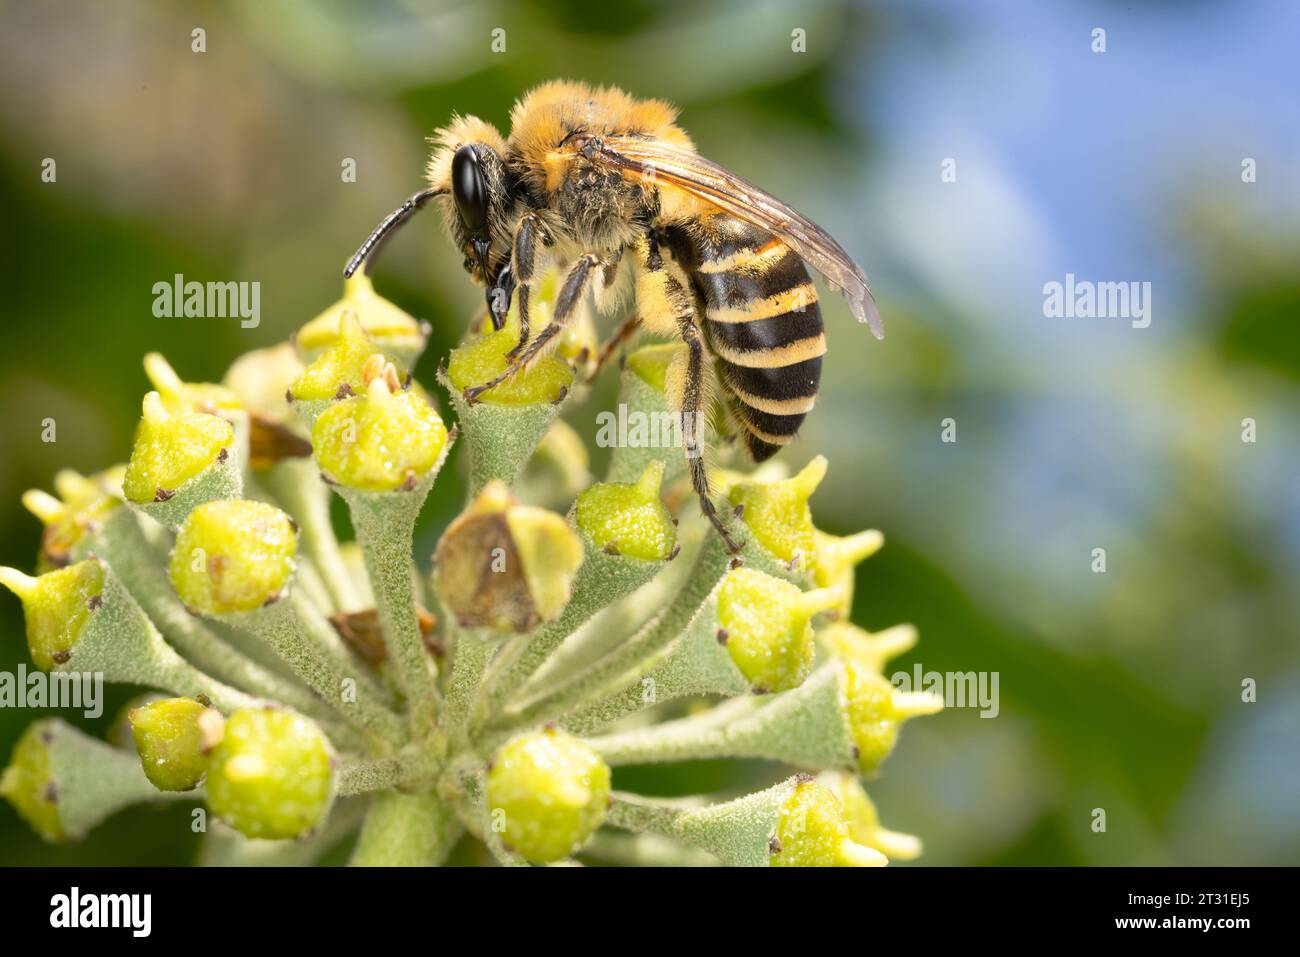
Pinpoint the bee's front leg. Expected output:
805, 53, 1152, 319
463, 252, 599, 405
502, 212, 550, 361
485, 260, 514, 331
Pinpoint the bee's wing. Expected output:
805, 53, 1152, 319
588, 135, 883, 337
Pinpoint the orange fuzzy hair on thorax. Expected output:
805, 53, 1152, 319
507, 81, 695, 194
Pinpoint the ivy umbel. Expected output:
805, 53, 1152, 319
1, 271, 940, 866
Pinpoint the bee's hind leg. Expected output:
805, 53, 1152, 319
463, 252, 600, 405
678, 313, 744, 556
633, 231, 743, 554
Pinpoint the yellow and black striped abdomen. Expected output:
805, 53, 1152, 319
691, 217, 825, 462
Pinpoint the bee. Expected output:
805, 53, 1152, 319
345, 81, 881, 552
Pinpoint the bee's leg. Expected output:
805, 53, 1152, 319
502, 212, 550, 358
463, 253, 600, 405
584, 310, 641, 385
678, 312, 743, 555
633, 231, 742, 553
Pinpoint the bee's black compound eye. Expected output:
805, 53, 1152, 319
451, 145, 489, 239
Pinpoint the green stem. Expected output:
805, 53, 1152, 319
495, 534, 735, 729
585, 663, 856, 769
224, 591, 407, 746
474, 536, 666, 725
581, 830, 719, 867
438, 367, 566, 496
443, 628, 496, 737
340, 478, 439, 735
258, 460, 363, 612
605, 782, 797, 867
562, 616, 748, 735
349, 791, 462, 866
336, 747, 438, 796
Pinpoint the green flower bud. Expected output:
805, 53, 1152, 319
144, 352, 242, 417
107, 693, 165, 750
625, 343, 683, 392
819, 621, 917, 674
727, 455, 827, 567
769, 778, 887, 867
487, 727, 611, 863
129, 697, 225, 792
717, 566, 842, 693
169, 500, 298, 614
843, 661, 943, 775
812, 528, 883, 619
205, 708, 334, 840
819, 771, 922, 860
290, 312, 397, 404
574, 461, 677, 561
446, 278, 573, 406
297, 272, 428, 367
0, 560, 105, 670
122, 391, 234, 504
22, 468, 123, 570
433, 482, 584, 632
0, 722, 64, 841
1, 719, 165, 844
313, 370, 449, 492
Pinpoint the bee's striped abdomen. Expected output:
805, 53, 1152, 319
690, 216, 825, 462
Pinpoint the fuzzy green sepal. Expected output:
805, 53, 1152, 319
606, 778, 799, 867
438, 365, 568, 494
1, 719, 183, 843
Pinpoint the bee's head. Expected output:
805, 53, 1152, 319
427, 117, 515, 289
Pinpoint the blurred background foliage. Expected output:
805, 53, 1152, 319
0, 0, 1296, 865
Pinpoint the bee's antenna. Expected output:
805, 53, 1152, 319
343, 187, 445, 278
